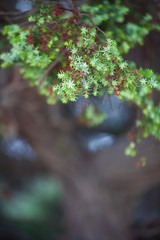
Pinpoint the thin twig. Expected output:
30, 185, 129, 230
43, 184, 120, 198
37, 49, 67, 87
136, 75, 144, 82
4, 15, 13, 24
66, 0, 75, 10
79, 13, 108, 38
79, 13, 95, 25
95, 26, 108, 38
0, 10, 29, 16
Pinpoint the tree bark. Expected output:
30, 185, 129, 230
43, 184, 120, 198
0, 68, 160, 240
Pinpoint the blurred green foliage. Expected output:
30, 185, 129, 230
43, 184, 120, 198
0, 176, 63, 240
78, 104, 107, 127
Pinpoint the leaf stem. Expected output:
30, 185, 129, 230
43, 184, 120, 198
38, 49, 67, 88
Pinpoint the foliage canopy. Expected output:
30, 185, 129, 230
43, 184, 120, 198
0, 0, 160, 158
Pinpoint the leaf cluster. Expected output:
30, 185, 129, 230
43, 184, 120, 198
0, 2, 160, 158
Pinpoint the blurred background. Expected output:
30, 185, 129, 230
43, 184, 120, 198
0, 1, 160, 240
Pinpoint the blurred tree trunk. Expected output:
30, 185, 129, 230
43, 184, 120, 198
0, 1, 160, 240
0, 67, 160, 240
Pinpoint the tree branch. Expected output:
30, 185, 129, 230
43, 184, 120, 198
37, 49, 67, 87
79, 13, 108, 38
66, 0, 75, 11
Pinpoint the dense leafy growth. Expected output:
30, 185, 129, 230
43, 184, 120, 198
80, 0, 159, 53
0, 1, 160, 158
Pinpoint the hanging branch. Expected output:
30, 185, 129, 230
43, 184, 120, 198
37, 49, 67, 87
79, 13, 108, 38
